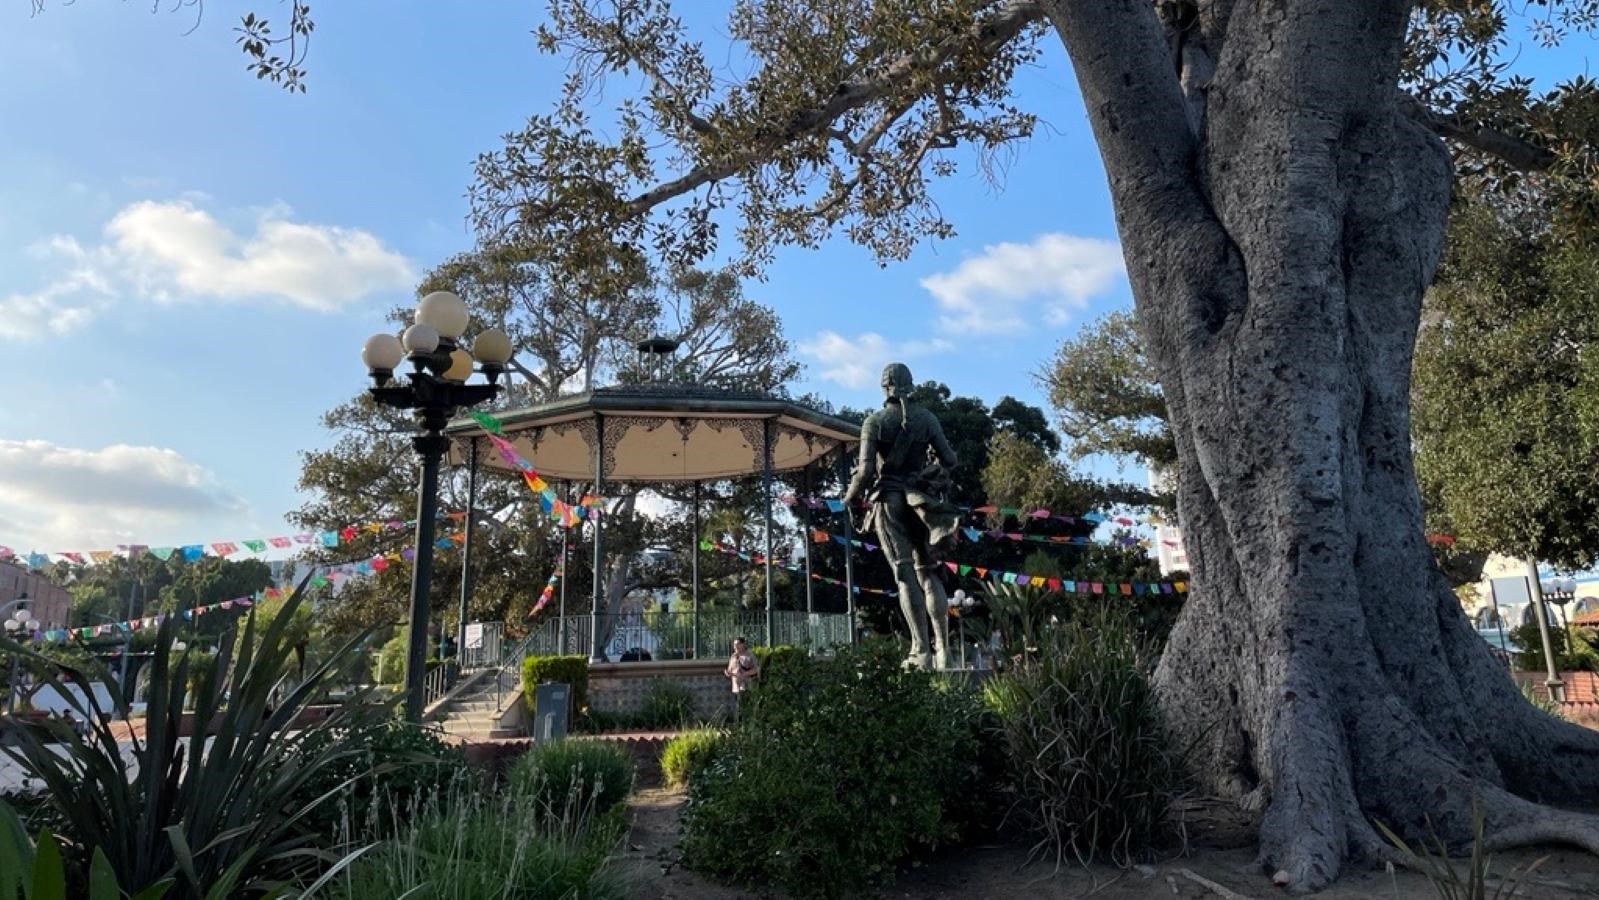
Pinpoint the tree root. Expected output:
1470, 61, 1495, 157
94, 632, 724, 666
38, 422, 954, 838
1483, 805, 1599, 855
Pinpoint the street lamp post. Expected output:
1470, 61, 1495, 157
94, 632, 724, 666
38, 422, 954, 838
3, 597, 41, 715
1526, 559, 1566, 703
361, 291, 512, 722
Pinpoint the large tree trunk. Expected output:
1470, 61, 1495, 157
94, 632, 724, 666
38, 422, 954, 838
1051, 0, 1599, 890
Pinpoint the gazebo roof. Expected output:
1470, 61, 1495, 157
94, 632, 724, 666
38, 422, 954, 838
444, 383, 861, 484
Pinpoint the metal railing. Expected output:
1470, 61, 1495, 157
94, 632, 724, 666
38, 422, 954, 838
528, 610, 852, 661
458, 621, 505, 670
488, 610, 854, 711
421, 662, 459, 711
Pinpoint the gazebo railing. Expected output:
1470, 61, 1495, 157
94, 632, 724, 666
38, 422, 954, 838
488, 610, 854, 710
515, 610, 853, 660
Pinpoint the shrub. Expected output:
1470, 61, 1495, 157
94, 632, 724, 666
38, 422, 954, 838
522, 654, 590, 717
329, 780, 628, 900
983, 609, 1185, 866
1509, 621, 1599, 672
751, 644, 805, 680
373, 633, 407, 685
660, 729, 728, 789
508, 738, 636, 819
0, 576, 384, 896
681, 638, 994, 898
638, 679, 697, 729
292, 720, 470, 841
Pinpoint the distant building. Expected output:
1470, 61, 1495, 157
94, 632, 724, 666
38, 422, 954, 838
1148, 467, 1188, 576
0, 560, 72, 630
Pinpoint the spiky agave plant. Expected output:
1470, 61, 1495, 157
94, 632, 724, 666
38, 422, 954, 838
0, 573, 390, 897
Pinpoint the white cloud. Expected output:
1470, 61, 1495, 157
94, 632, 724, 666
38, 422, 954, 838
1, 197, 415, 341
799, 331, 953, 389
107, 199, 414, 310
919, 232, 1125, 334
0, 439, 250, 551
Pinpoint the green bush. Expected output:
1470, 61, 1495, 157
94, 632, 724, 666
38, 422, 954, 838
681, 638, 994, 898
638, 679, 697, 729
330, 780, 627, 900
508, 738, 636, 819
750, 644, 805, 680
522, 654, 590, 717
292, 720, 469, 841
660, 729, 728, 789
1510, 621, 1599, 672
373, 633, 407, 685
0, 576, 383, 896
983, 609, 1185, 866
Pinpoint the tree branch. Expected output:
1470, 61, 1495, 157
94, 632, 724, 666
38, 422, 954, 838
1046, 0, 1198, 210
1396, 91, 1557, 172
621, 0, 1046, 218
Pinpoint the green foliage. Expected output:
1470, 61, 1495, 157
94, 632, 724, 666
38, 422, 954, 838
681, 639, 995, 898
637, 680, 697, 729
292, 721, 469, 841
983, 609, 1185, 866
0, 576, 388, 897
660, 729, 729, 789
1040, 310, 1176, 471
507, 739, 636, 821
1414, 195, 1599, 570
521, 654, 590, 716
749, 644, 803, 679
328, 779, 628, 900
981, 431, 1142, 518
0, 804, 174, 900
1508, 621, 1599, 672
372, 633, 408, 685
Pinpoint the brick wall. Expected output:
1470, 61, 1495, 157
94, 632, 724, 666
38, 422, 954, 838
0, 562, 71, 630
1512, 670, 1599, 703
587, 659, 736, 720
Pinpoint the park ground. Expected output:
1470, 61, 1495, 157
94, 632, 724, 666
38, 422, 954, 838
617, 788, 1599, 899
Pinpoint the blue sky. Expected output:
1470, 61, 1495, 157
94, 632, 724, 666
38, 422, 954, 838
0, 3, 1588, 557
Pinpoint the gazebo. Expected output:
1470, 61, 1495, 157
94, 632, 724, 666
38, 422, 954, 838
444, 345, 862, 662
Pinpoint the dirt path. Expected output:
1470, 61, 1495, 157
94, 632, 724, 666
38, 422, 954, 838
617, 788, 1599, 899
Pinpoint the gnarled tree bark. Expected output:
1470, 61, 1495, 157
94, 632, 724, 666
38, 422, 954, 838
1051, 0, 1599, 890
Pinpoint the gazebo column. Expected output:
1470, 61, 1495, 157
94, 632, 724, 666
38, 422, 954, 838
559, 480, 570, 655
590, 415, 607, 663
836, 444, 857, 646
762, 418, 775, 647
801, 465, 814, 615
691, 479, 701, 660
456, 437, 479, 665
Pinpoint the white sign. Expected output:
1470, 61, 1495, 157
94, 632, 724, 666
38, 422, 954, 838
464, 622, 484, 650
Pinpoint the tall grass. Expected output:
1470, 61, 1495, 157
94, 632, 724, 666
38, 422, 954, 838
659, 729, 727, 789
1376, 798, 1547, 900
983, 608, 1186, 868
329, 758, 629, 899
507, 739, 636, 821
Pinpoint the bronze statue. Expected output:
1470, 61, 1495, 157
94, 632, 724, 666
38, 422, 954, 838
844, 363, 961, 669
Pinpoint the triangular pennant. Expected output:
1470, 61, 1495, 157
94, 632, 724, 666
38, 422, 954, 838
88, 550, 114, 564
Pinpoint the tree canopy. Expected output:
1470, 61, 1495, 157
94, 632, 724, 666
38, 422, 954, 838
1413, 188, 1599, 570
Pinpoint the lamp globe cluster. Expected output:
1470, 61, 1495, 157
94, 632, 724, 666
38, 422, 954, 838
361, 291, 512, 386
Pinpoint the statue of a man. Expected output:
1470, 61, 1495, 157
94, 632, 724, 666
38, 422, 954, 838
844, 363, 961, 669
